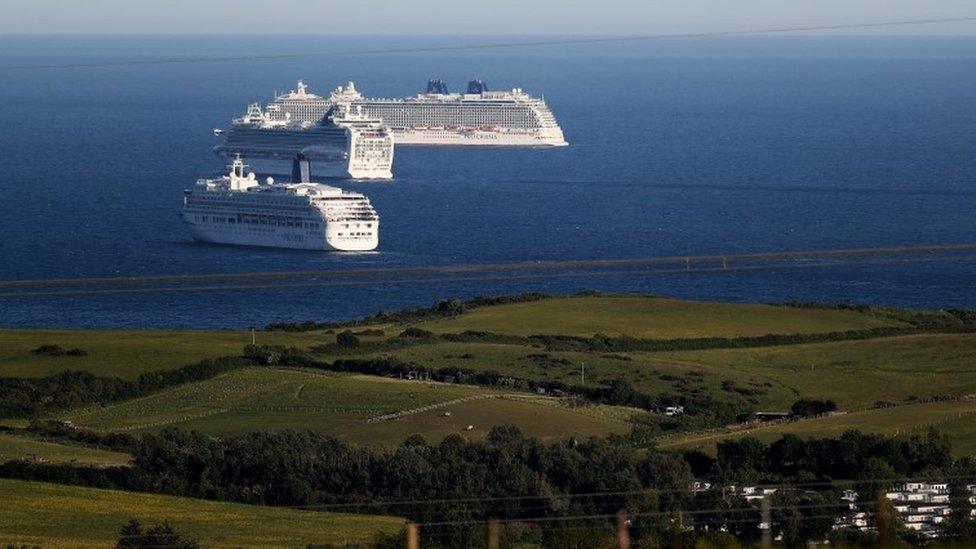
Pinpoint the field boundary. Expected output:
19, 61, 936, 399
366, 393, 542, 422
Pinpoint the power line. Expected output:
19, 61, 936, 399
273, 473, 973, 511
3, 17, 976, 71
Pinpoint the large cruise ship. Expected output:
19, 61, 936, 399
182, 156, 379, 251
214, 81, 394, 180
329, 79, 568, 147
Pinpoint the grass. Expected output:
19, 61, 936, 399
656, 399, 976, 457
0, 432, 130, 466
57, 367, 633, 445
0, 329, 332, 379
410, 295, 903, 338
4, 295, 973, 449
0, 478, 403, 548
319, 333, 976, 413
655, 333, 976, 409
343, 397, 633, 445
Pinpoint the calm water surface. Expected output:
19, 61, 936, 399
1, 36, 974, 327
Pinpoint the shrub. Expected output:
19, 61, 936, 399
30, 344, 87, 357
398, 327, 434, 339
790, 398, 838, 417
335, 331, 360, 348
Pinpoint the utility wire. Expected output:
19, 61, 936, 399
2, 17, 976, 71
274, 473, 972, 511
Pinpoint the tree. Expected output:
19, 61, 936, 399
635, 452, 694, 510
940, 480, 976, 541
689, 490, 760, 544
116, 519, 143, 548
116, 520, 198, 549
716, 438, 765, 482
767, 434, 809, 477
336, 330, 360, 348
790, 399, 837, 417
769, 490, 834, 546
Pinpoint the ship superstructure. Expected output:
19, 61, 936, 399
182, 156, 379, 251
328, 79, 568, 147
214, 81, 393, 179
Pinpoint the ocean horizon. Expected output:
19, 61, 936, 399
1, 35, 975, 328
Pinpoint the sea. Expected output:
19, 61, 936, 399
1, 35, 975, 329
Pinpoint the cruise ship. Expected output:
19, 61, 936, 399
182, 156, 379, 251
329, 79, 568, 147
214, 81, 394, 180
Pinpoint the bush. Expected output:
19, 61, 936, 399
398, 327, 434, 339
30, 344, 87, 357
790, 399, 837, 417
117, 519, 198, 549
335, 331, 360, 348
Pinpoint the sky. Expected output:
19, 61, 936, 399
1, 0, 975, 35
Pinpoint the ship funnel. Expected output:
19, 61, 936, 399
292, 153, 311, 183
426, 79, 449, 94
467, 79, 488, 94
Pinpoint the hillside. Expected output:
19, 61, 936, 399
3, 293, 973, 454
0, 432, 130, 466
0, 479, 403, 548
657, 398, 976, 457
0, 329, 328, 379
407, 295, 903, 338
313, 332, 976, 413
57, 367, 633, 444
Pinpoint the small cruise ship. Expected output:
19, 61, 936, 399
182, 156, 379, 251
214, 81, 394, 180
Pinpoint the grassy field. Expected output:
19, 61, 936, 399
0, 329, 332, 379
318, 333, 976, 412
0, 432, 130, 466
0, 479, 403, 548
0, 296, 903, 380
656, 399, 976, 456
343, 397, 633, 444
57, 367, 633, 444
655, 333, 976, 409
318, 339, 796, 406
410, 295, 903, 338
4, 295, 972, 449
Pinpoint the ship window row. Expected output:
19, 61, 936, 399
195, 213, 322, 228
338, 232, 373, 237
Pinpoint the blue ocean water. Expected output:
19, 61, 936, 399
1, 35, 975, 328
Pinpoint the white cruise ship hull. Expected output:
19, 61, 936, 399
185, 220, 378, 252
390, 128, 568, 147
240, 157, 392, 180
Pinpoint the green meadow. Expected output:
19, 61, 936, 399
57, 367, 633, 445
0, 479, 403, 548
0, 432, 130, 466
0, 329, 331, 379
656, 399, 976, 457
408, 295, 902, 338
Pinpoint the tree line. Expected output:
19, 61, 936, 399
2, 426, 973, 547
0, 356, 252, 417
264, 292, 555, 332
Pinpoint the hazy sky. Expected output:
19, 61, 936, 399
1, 0, 975, 35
